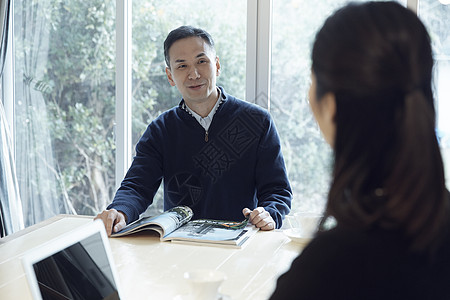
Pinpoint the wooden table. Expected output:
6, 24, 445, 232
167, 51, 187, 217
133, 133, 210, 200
0, 215, 304, 300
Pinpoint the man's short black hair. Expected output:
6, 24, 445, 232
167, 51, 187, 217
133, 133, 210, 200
164, 25, 215, 68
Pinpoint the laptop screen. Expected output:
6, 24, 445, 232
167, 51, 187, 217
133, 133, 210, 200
23, 220, 121, 300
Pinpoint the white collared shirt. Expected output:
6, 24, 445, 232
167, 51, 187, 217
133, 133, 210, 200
184, 88, 222, 131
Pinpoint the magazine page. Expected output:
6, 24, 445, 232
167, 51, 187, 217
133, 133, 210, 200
162, 219, 256, 243
111, 206, 193, 238
170, 224, 259, 248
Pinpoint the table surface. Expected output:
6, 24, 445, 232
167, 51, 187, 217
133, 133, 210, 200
0, 214, 305, 300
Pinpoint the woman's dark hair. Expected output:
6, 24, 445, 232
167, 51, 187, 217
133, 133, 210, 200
163, 25, 215, 68
312, 1, 449, 253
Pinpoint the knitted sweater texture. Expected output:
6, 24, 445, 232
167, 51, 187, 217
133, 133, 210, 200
108, 87, 292, 228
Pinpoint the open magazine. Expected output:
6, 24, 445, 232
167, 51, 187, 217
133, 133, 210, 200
110, 206, 259, 248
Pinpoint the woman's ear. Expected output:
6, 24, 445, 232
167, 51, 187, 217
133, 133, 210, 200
321, 92, 337, 147
322, 92, 336, 123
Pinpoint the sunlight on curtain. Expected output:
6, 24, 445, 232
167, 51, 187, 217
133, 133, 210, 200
14, 0, 71, 227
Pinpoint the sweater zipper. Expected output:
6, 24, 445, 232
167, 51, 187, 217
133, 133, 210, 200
179, 98, 223, 143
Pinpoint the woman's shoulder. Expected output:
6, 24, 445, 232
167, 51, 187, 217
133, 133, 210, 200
295, 224, 420, 280
307, 224, 412, 257
300, 225, 372, 264
273, 224, 450, 299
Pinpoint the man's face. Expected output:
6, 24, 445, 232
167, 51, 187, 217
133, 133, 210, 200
165, 36, 220, 105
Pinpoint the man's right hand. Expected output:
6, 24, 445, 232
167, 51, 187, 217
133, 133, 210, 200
94, 209, 127, 237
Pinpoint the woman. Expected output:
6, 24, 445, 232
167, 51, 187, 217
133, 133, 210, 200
270, 2, 450, 299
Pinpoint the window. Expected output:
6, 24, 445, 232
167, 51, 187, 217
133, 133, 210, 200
13, 0, 116, 226
4, 0, 449, 229
270, 0, 406, 214
418, 0, 450, 187
131, 0, 247, 214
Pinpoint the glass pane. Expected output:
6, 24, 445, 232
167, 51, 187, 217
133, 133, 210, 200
271, 0, 405, 215
418, 0, 450, 188
132, 0, 246, 214
14, 0, 116, 226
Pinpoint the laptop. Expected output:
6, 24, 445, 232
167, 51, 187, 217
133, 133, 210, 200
22, 219, 122, 300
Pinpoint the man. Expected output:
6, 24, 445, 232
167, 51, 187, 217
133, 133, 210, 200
95, 26, 292, 236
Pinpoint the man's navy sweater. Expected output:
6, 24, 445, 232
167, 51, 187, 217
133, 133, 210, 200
108, 87, 292, 228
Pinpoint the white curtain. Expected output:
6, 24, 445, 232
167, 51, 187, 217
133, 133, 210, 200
14, 0, 69, 227
0, 0, 24, 236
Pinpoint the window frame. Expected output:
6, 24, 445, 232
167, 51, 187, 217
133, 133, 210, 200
2, 0, 423, 226
115, 0, 132, 188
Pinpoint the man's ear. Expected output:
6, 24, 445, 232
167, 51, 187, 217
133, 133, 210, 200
165, 67, 176, 87
215, 56, 221, 77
